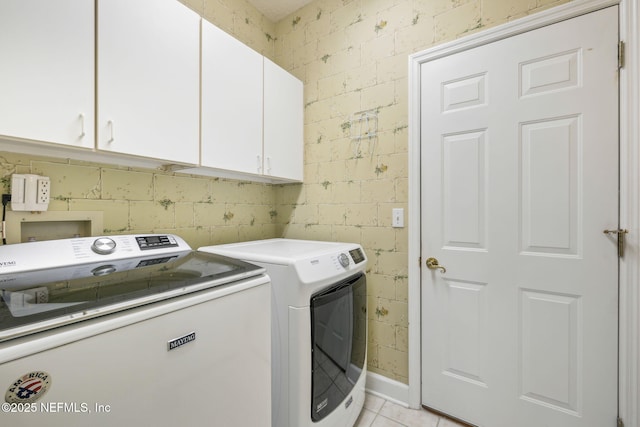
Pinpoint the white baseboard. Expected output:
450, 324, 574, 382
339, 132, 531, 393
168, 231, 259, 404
365, 371, 410, 408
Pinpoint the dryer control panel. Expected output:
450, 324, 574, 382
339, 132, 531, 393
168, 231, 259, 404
349, 248, 365, 264
199, 238, 368, 288
335, 248, 365, 269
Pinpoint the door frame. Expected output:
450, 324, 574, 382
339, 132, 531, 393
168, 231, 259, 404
407, 1, 640, 426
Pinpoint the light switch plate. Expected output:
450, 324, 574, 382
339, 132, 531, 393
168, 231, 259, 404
392, 208, 404, 228
11, 174, 50, 211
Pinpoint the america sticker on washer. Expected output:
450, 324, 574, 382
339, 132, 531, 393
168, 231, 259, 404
5, 371, 52, 403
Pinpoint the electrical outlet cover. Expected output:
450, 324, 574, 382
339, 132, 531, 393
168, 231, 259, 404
37, 177, 50, 206
11, 174, 50, 211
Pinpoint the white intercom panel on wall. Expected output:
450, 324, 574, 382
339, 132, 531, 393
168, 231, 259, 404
11, 174, 50, 211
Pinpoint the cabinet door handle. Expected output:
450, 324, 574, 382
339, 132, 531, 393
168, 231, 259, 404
257, 155, 262, 174
79, 113, 85, 138
107, 120, 115, 143
266, 157, 272, 174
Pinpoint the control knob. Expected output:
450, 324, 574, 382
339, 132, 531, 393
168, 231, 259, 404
338, 253, 350, 268
91, 265, 117, 276
92, 237, 116, 255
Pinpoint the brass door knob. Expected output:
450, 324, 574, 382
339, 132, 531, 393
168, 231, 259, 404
426, 257, 446, 273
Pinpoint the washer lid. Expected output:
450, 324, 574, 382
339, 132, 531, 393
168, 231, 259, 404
0, 251, 265, 342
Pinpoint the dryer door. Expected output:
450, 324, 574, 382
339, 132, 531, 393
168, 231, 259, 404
310, 272, 366, 422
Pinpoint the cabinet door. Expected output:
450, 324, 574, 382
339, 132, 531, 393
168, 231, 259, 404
264, 59, 303, 181
201, 21, 263, 175
97, 0, 199, 165
0, 0, 94, 148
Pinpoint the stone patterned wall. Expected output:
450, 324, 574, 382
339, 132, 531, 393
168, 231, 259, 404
0, 152, 278, 247
273, 0, 573, 383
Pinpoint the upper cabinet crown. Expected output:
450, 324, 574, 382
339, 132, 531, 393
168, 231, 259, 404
97, 0, 200, 165
0, 0, 95, 148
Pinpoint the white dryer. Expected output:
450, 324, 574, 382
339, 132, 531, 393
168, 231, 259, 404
199, 239, 368, 427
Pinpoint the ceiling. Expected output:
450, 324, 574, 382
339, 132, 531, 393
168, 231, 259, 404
246, 0, 314, 22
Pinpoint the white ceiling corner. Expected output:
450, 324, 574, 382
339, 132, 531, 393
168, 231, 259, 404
246, 0, 315, 22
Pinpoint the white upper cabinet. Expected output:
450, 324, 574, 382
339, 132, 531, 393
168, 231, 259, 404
0, 1, 302, 182
264, 59, 303, 182
0, 0, 94, 148
201, 20, 264, 175
199, 25, 303, 183
97, 0, 200, 165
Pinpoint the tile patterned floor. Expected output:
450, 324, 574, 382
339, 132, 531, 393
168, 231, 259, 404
355, 393, 467, 427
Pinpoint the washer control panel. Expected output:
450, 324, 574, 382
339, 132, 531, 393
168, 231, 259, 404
0, 234, 191, 274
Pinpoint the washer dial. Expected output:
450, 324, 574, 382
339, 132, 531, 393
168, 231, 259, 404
92, 237, 116, 255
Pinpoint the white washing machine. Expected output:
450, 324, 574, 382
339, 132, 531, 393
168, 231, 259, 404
0, 234, 272, 427
199, 239, 368, 427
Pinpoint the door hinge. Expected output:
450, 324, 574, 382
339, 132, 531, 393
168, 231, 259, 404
418, 256, 422, 268
604, 229, 629, 258
619, 40, 625, 69
618, 416, 624, 427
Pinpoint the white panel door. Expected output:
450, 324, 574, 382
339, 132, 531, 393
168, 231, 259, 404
97, 0, 199, 165
420, 7, 619, 427
201, 20, 264, 175
0, 0, 94, 148
264, 58, 304, 181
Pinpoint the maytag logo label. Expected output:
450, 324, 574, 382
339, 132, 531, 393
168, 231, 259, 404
0, 261, 17, 268
345, 395, 353, 409
167, 332, 196, 351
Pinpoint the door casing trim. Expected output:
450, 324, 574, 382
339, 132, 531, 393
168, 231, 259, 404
408, 1, 639, 426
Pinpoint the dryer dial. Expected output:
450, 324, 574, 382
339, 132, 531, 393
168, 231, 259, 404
338, 253, 350, 268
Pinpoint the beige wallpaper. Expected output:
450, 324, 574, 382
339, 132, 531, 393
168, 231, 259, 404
0, 152, 278, 248
0, 0, 573, 385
